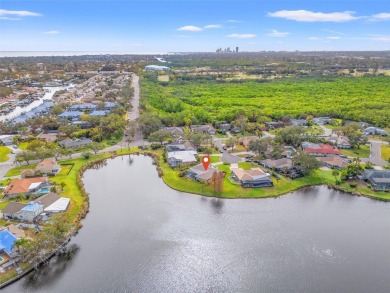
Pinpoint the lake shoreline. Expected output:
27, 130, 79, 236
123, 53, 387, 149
1, 150, 388, 287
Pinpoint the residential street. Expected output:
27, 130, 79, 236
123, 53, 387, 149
361, 140, 388, 167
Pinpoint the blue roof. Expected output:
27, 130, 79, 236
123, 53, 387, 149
89, 110, 108, 116
59, 111, 83, 118
21, 203, 43, 212
104, 102, 118, 108
0, 230, 17, 254
69, 103, 96, 110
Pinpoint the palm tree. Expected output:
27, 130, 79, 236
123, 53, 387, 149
332, 169, 340, 184
14, 238, 29, 253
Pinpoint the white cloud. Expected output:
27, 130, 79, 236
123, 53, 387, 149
177, 25, 203, 32
204, 24, 223, 29
0, 9, 41, 17
268, 10, 359, 22
308, 37, 320, 40
267, 29, 290, 37
327, 36, 341, 40
370, 13, 390, 21
43, 30, 60, 35
0, 17, 21, 21
227, 34, 256, 39
228, 19, 241, 23
323, 29, 344, 35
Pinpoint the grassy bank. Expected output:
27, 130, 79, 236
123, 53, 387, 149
340, 145, 370, 158
381, 145, 390, 161
0, 146, 11, 163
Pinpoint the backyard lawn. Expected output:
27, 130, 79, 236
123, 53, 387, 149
381, 145, 390, 161
340, 145, 370, 158
0, 146, 11, 163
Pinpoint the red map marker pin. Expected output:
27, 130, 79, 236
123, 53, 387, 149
202, 155, 210, 171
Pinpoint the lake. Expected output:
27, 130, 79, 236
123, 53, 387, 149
4, 155, 390, 292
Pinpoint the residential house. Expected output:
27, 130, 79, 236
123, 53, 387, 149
167, 151, 197, 167
260, 158, 293, 170
35, 158, 61, 175
0, 230, 17, 257
186, 164, 220, 182
218, 123, 231, 133
0, 135, 15, 146
316, 156, 349, 169
37, 132, 58, 142
58, 111, 83, 121
327, 135, 352, 149
34, 192, 70, 214
282, 146, 297, 158
104, 102, 119, 110
165, 142, 196, 152
265, 121, 285, 130
312, 117, 332, 125
89, 110, 109, 117
69, 103, 97, 112
230, 167, 273, 188
290, 119, 309, 126
3, 177, 47, 198
362, 170, 390, 191
302, 142, 341, 156
58, 138, 92, 148
2, 202, 26, 219
20, 169, 35, 178
3, 224, 26, 239
363, 127, 388, 136
238, 136, 259, 150
190, 125, 216, 135
161, 127, 184, 136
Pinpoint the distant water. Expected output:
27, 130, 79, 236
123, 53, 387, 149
0, 51, 169, 57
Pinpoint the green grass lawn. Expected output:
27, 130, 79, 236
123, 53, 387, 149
214, 132, 228, 138
17, 142, 28, 150
306, 125, 324, 136
381, 145, 390, 161
209, 156, 220, 164
0, 146, 11, 163
4, 164, 37, 177
238, 161, 257, 170
340, 145, 370, 158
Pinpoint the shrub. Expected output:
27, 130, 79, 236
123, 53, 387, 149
349, 181, 357, 188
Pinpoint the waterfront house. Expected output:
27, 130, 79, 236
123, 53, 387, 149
260, 158, 293, 170
167, 151, 197, 167
2, 202, 26, 220
3, 177, 47, 199
35, 158, 61, 175
230, 167, 273, 188
2, 202, 43, 222
3, 224, 26, 239
0, 230, 17, 257
165, 142, 196, 152
186, 164, 220, 182
362, 170, 390, 191
34, 192, 70, 214
316, 156, 349, 169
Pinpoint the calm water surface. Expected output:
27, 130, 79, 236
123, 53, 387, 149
4, 156, 390, 293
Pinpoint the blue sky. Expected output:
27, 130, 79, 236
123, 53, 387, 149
0, 0, 389, 52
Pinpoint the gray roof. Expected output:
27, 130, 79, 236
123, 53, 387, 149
58, 138, 92, 148
362, 170, 390, 183
33, 193, 61, 209
2, 202, 26, 214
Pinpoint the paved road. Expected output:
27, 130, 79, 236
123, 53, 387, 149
361, 141, 388, 167
319, 125, 333, 137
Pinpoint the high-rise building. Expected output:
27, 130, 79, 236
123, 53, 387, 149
236, 47, 239, 53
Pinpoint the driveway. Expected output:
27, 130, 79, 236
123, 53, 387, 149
361, 141, 388, 167
319, 125, 333, 137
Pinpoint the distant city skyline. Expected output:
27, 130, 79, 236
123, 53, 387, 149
1, 0, 389, 52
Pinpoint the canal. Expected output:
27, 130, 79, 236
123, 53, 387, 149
4, 156, 390, 292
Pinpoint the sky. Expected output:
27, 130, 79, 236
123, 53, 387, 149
0, 0, 389, 52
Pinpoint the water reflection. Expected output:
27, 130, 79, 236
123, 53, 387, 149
21, 244, 80, 291
210, 198, 224, 214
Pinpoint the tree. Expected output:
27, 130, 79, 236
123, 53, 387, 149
82, 152, 92, 159
147, 130, 172, 145
248, 139, 268, 159
225, 137, 237, 151
14, 238, 29, 253
58, 125, 80, 139
340, 158, 364, 181
276, 126, 305, 148
139, 113, 162, 138
347, 131, 368, 149
90, 142, 104, 154
270, 141, 284, 159
332, 169, 340, 184
292, 152, 321, 175
210, 171, 224, 196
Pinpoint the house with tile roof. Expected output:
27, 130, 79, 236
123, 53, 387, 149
230, 167, 273, 188
302, 142, 341, 157
3, 177, 47, 198
35, 158, 61, 175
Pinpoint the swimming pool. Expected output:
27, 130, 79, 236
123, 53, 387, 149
38, 187, 49, 194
